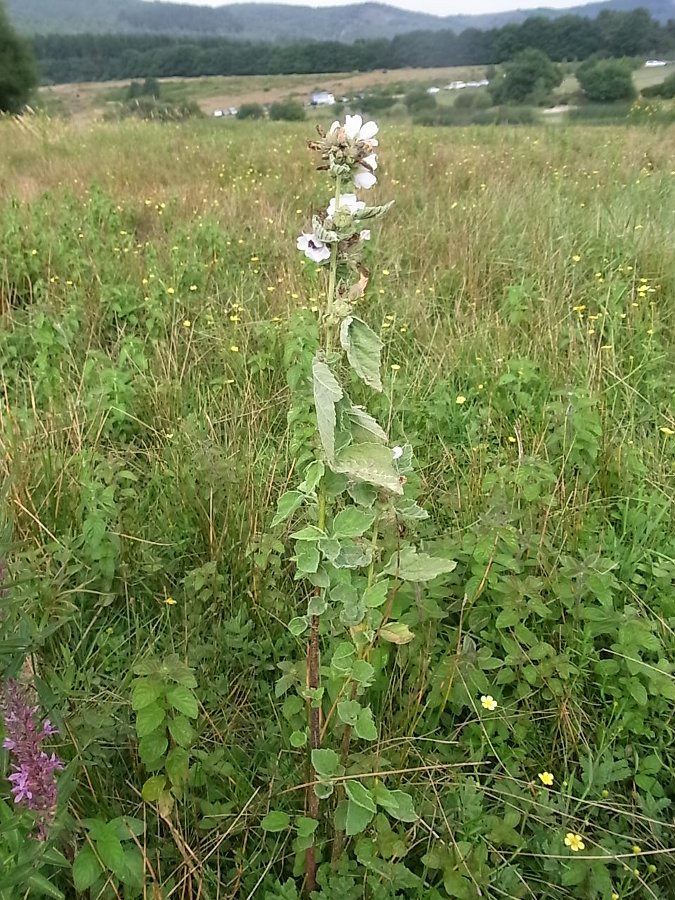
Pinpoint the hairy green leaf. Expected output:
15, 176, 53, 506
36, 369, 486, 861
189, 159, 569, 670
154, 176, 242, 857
382, 547, 457, 582
340, 316, 383, 392
334, 442, 403, 495
272, 491, 305, 527
312, 357, 342, 461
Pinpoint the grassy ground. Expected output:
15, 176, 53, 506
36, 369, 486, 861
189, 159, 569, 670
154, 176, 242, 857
1, 117, 674, 899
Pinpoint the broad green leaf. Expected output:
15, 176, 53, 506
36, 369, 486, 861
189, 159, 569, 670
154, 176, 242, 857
339, 596, 367, 626
166, 684, 199, 718
333, 507, 376, 539
340, 316, 383, 392
272, 491, 305, 527
131, 679, 162, 711
158, 790, 174, 819
313, 357, 343, 461
290, 525, 326, 541
379, 622, 415, 645
314, 781, 335, 799
94, 828, 126, 879
296, 816, 319, 838
311, 748, 341, 779
288, 616, 309, 636
138, 730, 168, 766
107, 817, 145, 840
334, 442, 403, 495
119, 848, 144, 889
331, 642, 355, 674
334, 541, 373, 569
346, 780, 377, 812
442, 870, 474, 899
354, 707, 378, 741
261, 810, 291, 832
345, 800, 375, 836
381, 547, 457, 582
394, 497, 429, 521
299, 459, 325, 494
165, 746, 190, 788
347, 482, 378, 507
290, 730, 307, 747
294, 542, 320, 574
363, 580, 389, 608
351, 659, 376, 686
307, 595, 328, 616
348, 405, 388, 444
28, 873, 65, 899
72, 847, 102, 893
168, 714, 195, 748
135, 702, 165, 738
372, 784, 417, 822
142, 775, 166, 803
337, 700, 362, 726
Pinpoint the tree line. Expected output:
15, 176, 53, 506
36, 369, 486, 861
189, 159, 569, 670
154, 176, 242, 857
32, 8, 675, 84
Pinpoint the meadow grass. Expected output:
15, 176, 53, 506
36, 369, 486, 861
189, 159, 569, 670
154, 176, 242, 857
1, 117, 674, 899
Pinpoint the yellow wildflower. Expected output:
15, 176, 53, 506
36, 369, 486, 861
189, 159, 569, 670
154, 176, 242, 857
564, 833, 585, 852
538, 772, 554, 786
480, 695, 497, 711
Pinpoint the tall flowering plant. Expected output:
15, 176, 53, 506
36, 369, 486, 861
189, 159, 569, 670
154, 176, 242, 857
271, 116, 455, 891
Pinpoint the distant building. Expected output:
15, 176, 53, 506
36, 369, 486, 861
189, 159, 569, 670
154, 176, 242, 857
426, 86, 440, 94
310, 91, 336, 106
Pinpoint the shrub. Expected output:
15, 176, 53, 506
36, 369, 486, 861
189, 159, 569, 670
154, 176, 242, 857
642, 71, 675, 99
0, 3, 38, 113
359, 94, 396, 114
269, 100, 305, 121
237, 102, 265, 120
577, 59, 635, 103
415, 104, 535, 127
489, 48, 562, 105
126, 77, 161, 101
404, 89, 437, 114
454, 90, 491, 110
118, 97, 203, 122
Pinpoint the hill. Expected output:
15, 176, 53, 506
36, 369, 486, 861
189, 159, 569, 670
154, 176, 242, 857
7, 0, 675, 41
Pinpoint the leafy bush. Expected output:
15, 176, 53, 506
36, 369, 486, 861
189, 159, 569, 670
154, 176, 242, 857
116, 97, 203, 122
0, 2, 38, 113
489, 48, 562, 105
269, 100, 305, 121
126, 77, 161, 100
454, 90, 491, 110
577, 59, 635, 102
641, 71, 675, 98
359, 94, 397, 114
404, 89, 437, 114
237, 102, 265, 120
416, 104, 535, 126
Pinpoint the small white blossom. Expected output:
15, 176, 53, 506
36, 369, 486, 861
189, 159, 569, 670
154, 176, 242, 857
296, 233, 331, 263
343, 114, 379, 144
359, 229, 371, 241
354, 169, 377, 190
327, 193, 365, 219
392, 446, 404, 460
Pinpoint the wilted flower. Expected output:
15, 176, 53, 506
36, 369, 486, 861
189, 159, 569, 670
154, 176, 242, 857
359, 230, 371, 241
2, 680, 63, 840
330, 114, 379, 145
310, 115, 379, 191
297, 233, 331, 263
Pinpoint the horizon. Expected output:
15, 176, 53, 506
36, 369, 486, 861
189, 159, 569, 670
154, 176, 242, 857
141, 0, 596, 19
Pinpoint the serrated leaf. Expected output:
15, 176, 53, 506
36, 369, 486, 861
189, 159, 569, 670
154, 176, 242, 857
311, 748, 341, 779
142, 775, 166, 803
363, 580, 389, 608
340, 316, 383, 392
337, 700, 362, 726
165, 746, 189, 788
345, 800, 375, 836
379, 622, 415, 645
382, 547, 457, 582
294, 542, 320, 574
299, 460, 325, 493
354, 707, 378, 741
119, 848, 144, 889
348, 405, 388, 444
138, 730, 168, 766
72, 847, 102, 893
131, 679, 162, 711
28, 872, 64, 899
346, 780, 377, 811
166, 685, 198, 718
313, 357, 343, 461
335, 442, 403, 495
168, 714, 195, 748
261, 810, 291, 832
288, 616, 309, 636
135, 702, 165, 738
333, 507, 376, 539
394, 498, 429, 521
290, 525, 326, 541
372, 785, 417, 822
272, 491, 305, 527
94, 828, 126, 879
356, 200, 395, 220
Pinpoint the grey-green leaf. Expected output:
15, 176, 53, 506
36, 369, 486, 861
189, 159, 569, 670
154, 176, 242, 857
334, 442, 403, 495
348, 405, 388, 444
340, 316, 383, 392
312, 357, 343, 462
381, 547, 457, 582
272, 491, 305, 527
333, 507, 376, 539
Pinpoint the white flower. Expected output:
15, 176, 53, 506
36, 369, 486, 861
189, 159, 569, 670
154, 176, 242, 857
354, 169, 377, 190
326, 193, 365, 219
296, 233, 331, 263
359, 229, 371, 241
392, 446, 404, 460
344, 114, 379, 143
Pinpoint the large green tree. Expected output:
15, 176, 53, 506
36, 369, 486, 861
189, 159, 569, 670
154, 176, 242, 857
489, 47, 562, 105
0, 1, 38, 112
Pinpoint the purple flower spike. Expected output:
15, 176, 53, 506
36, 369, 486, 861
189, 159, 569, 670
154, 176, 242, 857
1, 680, 63, 840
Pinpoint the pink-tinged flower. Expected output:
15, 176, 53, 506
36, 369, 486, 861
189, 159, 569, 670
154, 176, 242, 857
327, 193, 366, 219
354, 153, 378, 190
296, 233, 331, 263
340, 115, 379, 145
360, 229, 371, 241
1, 680, 63, 840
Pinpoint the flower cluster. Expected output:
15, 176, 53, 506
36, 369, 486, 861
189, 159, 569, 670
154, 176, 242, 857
2, 680, 63, 840
298, 116, 386, 266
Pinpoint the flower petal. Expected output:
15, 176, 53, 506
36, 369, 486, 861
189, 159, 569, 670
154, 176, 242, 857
344, 114, 363, 139
354, 169, 377, 190
359, 120, 379, 141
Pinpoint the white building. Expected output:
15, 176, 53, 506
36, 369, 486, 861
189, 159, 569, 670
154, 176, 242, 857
310, 91, 336, 106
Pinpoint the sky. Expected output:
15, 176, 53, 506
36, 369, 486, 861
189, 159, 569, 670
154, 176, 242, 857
153, 0, 585, 18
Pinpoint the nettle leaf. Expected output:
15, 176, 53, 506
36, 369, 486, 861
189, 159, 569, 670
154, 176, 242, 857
299, 459, 325, 494
311, 748, 341, 779
72, 848, 102, 893
333, 507, 376, 539
138, 730, 168, 766
363, 580, 389, 608
166, 685, 199, 719
379, 623, 415, 645
394, 497, 429, 521
142, 775, 167, 803
313, 357, 343, 461
348, 405, 388, 444
340, 316, 383, 392
382, 547, 457, 582
131, 679, 162, 711
261, 810, 291, 833
272, 491, 305, 527
168, 715, 195, 748
335, 443, 403, 495
166, 746, 190, 788
354, 707, 378, 741
135, 702, 165, 738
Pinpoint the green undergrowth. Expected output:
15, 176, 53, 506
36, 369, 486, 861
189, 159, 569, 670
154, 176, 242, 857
0, 119, 674, 899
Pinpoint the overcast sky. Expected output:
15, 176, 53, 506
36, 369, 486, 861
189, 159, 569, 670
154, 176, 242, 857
157, 0, 583, 17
